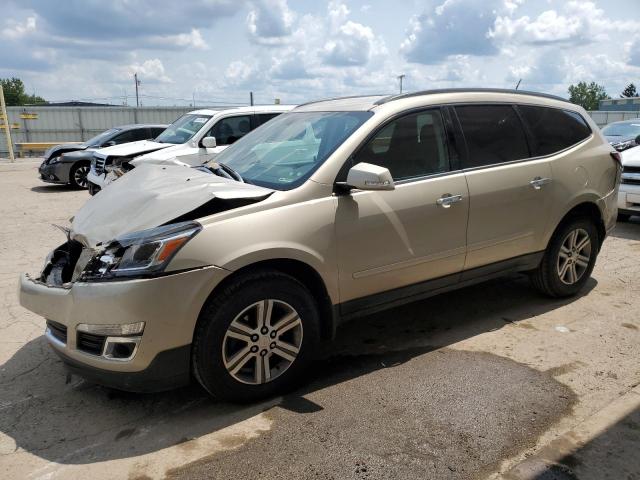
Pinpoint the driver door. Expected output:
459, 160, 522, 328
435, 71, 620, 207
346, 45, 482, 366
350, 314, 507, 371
335, 108, 469, 312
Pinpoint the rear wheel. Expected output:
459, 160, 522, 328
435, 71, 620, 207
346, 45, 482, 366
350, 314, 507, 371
192, 270, 320, 402
531, 217, 599, 297
69, 162, 90, 189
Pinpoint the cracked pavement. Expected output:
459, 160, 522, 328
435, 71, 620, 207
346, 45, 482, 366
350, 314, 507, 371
0, 159, 639, 479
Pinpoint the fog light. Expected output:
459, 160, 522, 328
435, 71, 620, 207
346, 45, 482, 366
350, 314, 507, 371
103, 336, 141, 361
77, 321, 145, 336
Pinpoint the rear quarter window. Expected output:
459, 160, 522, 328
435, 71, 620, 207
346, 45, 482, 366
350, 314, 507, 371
517, 106, 592, 156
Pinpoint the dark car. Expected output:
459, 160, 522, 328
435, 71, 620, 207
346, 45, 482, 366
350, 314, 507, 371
39, 124, 167, 188
601, 118, 640, 152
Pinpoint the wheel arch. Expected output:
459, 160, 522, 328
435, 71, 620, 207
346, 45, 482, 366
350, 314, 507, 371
198, 258, 338, 342
548, 201, 606, 251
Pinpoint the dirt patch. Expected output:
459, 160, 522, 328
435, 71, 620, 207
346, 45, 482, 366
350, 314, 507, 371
167, 348, 576, 480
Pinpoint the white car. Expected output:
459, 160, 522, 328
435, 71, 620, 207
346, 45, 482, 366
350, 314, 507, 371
87, 105, 294, 194
618, 145, 640, 221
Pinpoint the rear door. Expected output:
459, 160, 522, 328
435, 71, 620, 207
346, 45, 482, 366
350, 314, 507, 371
453, 104, 553, 271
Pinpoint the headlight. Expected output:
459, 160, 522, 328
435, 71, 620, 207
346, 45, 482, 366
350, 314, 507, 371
49, 155, 62, 164
80, 221, 201, 281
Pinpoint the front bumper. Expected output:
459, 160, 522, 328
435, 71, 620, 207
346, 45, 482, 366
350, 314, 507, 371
617, 183, 640, 215
19, 265, 230, 389
87, 167, 106, 188
39, 161, 71, 184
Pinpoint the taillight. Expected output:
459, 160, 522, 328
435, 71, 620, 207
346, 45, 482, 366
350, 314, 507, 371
610, 151, 622, 166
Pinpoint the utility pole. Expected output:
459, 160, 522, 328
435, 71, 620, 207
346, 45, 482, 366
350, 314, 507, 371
397, 74, 405, 94
192, 91, 196, 108
134, 73, 141, 107
250, 91, 254, 106
0, 85, 15, 163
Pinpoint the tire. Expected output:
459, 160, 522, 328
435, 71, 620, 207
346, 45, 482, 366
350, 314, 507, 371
69, 162, 90, 189
531, 216, 599, 298
192, 270, 320, 402
617, 213, 631, 222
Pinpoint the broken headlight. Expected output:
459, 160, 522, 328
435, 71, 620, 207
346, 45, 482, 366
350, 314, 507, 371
80, 221, 201, 281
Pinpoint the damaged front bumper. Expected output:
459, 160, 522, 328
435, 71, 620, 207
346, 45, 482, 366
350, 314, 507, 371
19, 265, 230, 392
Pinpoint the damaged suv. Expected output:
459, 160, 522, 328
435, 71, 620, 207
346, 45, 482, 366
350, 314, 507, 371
20, 90, 620, 401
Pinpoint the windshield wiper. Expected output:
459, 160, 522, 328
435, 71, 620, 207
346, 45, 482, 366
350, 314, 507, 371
211, 161, 244, 183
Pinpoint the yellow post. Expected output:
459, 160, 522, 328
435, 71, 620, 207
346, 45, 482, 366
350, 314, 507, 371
0, 85, 15, 163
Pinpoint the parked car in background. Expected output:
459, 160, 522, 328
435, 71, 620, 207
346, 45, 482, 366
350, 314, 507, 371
87, 105, 294, 194
20, 89, 619, 402
617, 145, 640, 221
601, 118, 640, 152
39, 124, 166, 189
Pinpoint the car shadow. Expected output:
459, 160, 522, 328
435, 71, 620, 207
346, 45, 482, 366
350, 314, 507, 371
0, 273, 596, 466
30, 185, 78, 193
609, 217, 640, 241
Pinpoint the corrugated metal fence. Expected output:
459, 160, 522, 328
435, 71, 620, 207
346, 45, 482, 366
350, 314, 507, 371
2, 106, 640, 156
0, 105, 233, 155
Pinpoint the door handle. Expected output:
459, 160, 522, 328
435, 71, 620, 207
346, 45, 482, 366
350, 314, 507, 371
436, 193, 463, 208
530, 177, 552, 190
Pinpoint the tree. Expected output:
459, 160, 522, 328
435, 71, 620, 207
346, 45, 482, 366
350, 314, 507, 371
568, 81, 609, 110
621, 83, 638, 98
0, 77, 46, 106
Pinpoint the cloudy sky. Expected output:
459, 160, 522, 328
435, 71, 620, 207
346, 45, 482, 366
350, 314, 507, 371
1, 0, 639, 106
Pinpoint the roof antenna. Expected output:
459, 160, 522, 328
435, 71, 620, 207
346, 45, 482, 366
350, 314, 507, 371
515, 79, 522, 90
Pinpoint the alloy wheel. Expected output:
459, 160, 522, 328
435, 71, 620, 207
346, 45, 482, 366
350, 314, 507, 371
557, 228, 591, 285
222, 299, 303, 385
74, 165, 90, 188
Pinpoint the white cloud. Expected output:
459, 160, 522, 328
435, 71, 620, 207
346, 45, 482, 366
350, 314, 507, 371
400, 0, 503, 64
126, 59, 173, 84
2, 16, 37, 39
247, 0, 295, 45
323, 20, 385, 66
490, 1, 640, 46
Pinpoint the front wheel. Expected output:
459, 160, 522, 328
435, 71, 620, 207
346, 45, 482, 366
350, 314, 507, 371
69, 162, 90, 189
531, 217, 599, 298
192, 270, 320, 402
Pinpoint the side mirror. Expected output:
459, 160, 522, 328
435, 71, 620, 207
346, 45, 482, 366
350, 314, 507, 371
104, 140, 116, 147
342, 162, 395, 192
635, 134, 640, 145
201, 136, 217, 148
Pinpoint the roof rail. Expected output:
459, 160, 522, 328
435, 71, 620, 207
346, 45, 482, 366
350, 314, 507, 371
374, 88, 570, 106
297, 94, 388, 108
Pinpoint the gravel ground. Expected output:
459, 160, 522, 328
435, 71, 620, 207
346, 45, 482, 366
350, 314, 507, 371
0, 160, 638, 479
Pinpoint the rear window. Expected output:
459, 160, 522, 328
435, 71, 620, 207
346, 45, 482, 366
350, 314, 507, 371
455, 105, 530, 168
518, 106, 591, 156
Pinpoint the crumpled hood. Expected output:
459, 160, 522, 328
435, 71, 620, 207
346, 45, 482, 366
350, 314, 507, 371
606, 134, 637, 144
94, 140, 172, 158
71, 164, 273, 247
44, 143, 87, 160
621, 145, 640, 167
130, 143, 228, 167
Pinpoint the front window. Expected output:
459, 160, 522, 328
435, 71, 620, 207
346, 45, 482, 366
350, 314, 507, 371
86, 128, 119, 146
209, 111, 373, 190
155, 114, 212, 144
602, 122, 640, 137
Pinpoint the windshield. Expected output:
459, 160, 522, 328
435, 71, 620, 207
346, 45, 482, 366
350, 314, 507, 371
209, 111, 373, 190
155, 114, 212, 144
86, 128, 119, 146
602, 121, 640, 137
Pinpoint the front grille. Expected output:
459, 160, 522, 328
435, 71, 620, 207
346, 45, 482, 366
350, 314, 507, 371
46, 320, 67, 344
77, 332, 106, 355
94, 156, 106, 175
